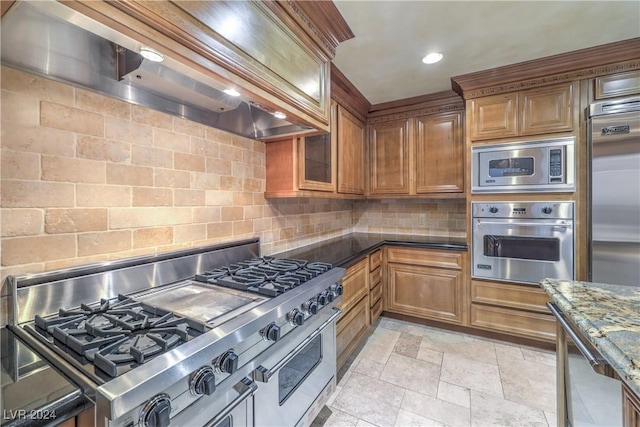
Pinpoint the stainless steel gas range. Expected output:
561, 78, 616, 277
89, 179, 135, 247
6, 239, 344, 427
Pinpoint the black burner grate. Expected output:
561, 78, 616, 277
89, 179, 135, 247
194, 257, 332, 296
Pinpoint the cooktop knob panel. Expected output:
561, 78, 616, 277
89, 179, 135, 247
140, 393, 171, 427
288, 309, 305, 326
190, 366, 216, 396
261, 323, 281, 342
216, 350, 239, 374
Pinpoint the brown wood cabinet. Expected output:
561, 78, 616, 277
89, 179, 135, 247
336, 257, 370, 369
368, 119, 411, 195
415, 112, 464, 193
470, 279, 555, 342
469, 82, 575, 141
385, 247, 465, 325
336, 105, 366, 195
595, 70, 640, 99
368, 249, 383, 324
368, 111, 464, 197
265, 101, 365, 199
623, 382, 640, 427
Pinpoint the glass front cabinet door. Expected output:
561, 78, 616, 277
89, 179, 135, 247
298, 102, 337, 192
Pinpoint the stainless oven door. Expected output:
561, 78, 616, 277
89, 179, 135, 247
253, 309, 340, 427
473, 218, 574, 284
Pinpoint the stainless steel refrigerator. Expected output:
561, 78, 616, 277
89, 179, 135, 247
588, 97, 640, 287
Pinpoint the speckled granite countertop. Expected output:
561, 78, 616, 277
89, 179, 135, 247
272, 232, 467, 268
540, 279, 640, 396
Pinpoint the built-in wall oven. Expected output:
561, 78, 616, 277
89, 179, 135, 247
472, 202, 575, 284
472, 137, 575, 193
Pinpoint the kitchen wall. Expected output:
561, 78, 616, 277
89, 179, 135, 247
0, 66, 354, 284
353, 199, 466, 236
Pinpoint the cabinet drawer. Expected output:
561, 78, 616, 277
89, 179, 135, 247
370, 281, 382, 307
370, 298, 383, 324
387, 247, 463, 270
338, 257, 369, 313
470, 304, 555, 342
336, 295, 369, 369
370, 266, 382, 289
471, 280, 550, 313
596, 70, 640, 99
369, 250, 382, 271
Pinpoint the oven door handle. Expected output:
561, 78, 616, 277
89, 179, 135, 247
254, 308, 342, 383
546, 302, 613, 377
205, 377, 257, 427
476, 220, 569, 231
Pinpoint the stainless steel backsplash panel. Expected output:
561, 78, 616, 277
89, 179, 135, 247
8, 239, 259, 326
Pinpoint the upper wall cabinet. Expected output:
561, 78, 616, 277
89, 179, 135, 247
469, 82, 575, 141
595, 70, 640, 99
265, 64, 369, 198
367, 91, 465, 197
63, 0, 354, 133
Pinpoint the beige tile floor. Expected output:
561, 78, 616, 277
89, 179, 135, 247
313, 317, 557, 427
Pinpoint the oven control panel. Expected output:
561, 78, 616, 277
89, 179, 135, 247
472, 202, 574, 220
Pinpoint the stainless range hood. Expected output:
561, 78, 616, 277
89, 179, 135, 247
0, 1, 316, 140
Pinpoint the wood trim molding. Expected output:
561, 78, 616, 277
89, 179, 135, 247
1, 1, 16, 17
451, 38, 640, 99
331, 63, 371, 123
278, 1, 354, 59
367, 90, 464, 123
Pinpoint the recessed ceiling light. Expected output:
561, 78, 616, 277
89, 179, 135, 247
273, 111, 287, 119
223, 88, 241, 97
422, 52, 443, 64
139, 47, 164, 63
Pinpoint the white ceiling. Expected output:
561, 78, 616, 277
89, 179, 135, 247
332, 1, 640, 105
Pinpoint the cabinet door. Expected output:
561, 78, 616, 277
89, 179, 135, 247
338, 257, 369, 313
414, 112, 464, 193
337, 105, 365, 195
336, 294, 369, 369
519, 83, 573, 136
469, 94, 518, 141
596, 70, 640, 99
387, 263, 463, 324
298, 134, 335, 191
623, 382, 640, 427
369, 119, 411, 195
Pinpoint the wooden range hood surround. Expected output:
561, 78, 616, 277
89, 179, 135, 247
451, 37, 640, 99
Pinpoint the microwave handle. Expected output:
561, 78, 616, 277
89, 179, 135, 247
475, 220, 569, 231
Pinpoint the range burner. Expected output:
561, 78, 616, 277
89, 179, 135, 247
33, 295, 206, 378
194, 257, 332, 296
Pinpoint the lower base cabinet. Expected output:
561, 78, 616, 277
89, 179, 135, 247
336, 295, 369, 369
623, 382, 640, 427
470, 279, 555, 342
385, 247, 465, 325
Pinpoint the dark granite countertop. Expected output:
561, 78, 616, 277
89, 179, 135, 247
272, 232, 467, 268
540, 279, 640, 396
1, 328, 91, 427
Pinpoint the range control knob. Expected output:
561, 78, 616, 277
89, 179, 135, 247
216, 350, 239, 374
302, 300, 318, 315
190, 367, 216, 396
317, 292, 328, 306
326, 290, 335, 303
261, 323, 281, 342
287, 309, 305, 326
140, 394, 171, 427
542, 206, 553, 215
489, 206, 499, 214
331, 284, 343, 296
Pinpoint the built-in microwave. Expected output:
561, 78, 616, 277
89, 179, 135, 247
471, 137, 575, 193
